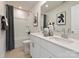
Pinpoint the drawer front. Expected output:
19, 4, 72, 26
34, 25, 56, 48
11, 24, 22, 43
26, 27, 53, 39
40, 39, 79, 58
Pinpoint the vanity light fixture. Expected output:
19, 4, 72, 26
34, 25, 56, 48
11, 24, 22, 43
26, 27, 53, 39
45, 5, 48, 7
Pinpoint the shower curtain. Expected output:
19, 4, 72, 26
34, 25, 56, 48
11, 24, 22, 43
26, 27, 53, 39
6, 4, 15, 51
43, 14, 47, 28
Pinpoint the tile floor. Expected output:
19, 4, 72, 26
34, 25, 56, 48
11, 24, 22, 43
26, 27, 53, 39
5, 47, 32, 58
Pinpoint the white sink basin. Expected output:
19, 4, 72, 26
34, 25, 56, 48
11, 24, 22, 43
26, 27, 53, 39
49, 36, 74, 43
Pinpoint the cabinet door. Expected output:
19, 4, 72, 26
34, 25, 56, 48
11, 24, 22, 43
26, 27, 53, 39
30, 35, 40, 58
40, 47, 55, 58
32, 42, 40, 58
30, 41, 32, 56
30, 35, 33, 56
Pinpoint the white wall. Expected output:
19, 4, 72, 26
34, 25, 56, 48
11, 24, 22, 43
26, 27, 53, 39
71, 4, 79, 33
31, 1, 46, 32
0, 1, 6, 57
14, 8, 33, 48
47, 1, 79, 32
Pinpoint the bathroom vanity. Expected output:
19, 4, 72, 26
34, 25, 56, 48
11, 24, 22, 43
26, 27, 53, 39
30, 32, 79, 58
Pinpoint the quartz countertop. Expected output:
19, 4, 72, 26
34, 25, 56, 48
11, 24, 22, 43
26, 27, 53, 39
31, 32, 79, 53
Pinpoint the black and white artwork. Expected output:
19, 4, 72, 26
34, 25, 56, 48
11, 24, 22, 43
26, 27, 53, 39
56, 12, 66, 25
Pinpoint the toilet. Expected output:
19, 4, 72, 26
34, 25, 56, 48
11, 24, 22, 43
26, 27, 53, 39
22, 39, 30, 55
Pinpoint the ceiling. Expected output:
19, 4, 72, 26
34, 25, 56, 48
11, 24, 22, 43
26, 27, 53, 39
41, 1, 65, 14
6, 1, 39, 11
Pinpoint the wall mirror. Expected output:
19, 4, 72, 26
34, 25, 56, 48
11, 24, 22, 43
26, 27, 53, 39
41, 1, 65, 32
41, 1, 79, 36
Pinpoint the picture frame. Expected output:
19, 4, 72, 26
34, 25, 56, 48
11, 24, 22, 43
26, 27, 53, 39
33, 13, 38, 27
56, 11, 66, 25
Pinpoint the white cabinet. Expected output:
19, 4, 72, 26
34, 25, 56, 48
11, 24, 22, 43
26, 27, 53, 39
30, 35, 40, 58
40, 47, 55, 58
30, 34, 79, 58
39, 38, 79, 58
31, 42, 40, 58
30, 35, 56, 58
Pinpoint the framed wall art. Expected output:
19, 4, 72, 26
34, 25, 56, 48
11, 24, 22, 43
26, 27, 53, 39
33, 13, 38, 27
56, 11, 66, 25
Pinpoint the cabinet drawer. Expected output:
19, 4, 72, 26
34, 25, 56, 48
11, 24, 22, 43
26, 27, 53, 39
40, 39, 79, 58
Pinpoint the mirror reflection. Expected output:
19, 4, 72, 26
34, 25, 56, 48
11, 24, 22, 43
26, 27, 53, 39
41, 1, 79, 36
